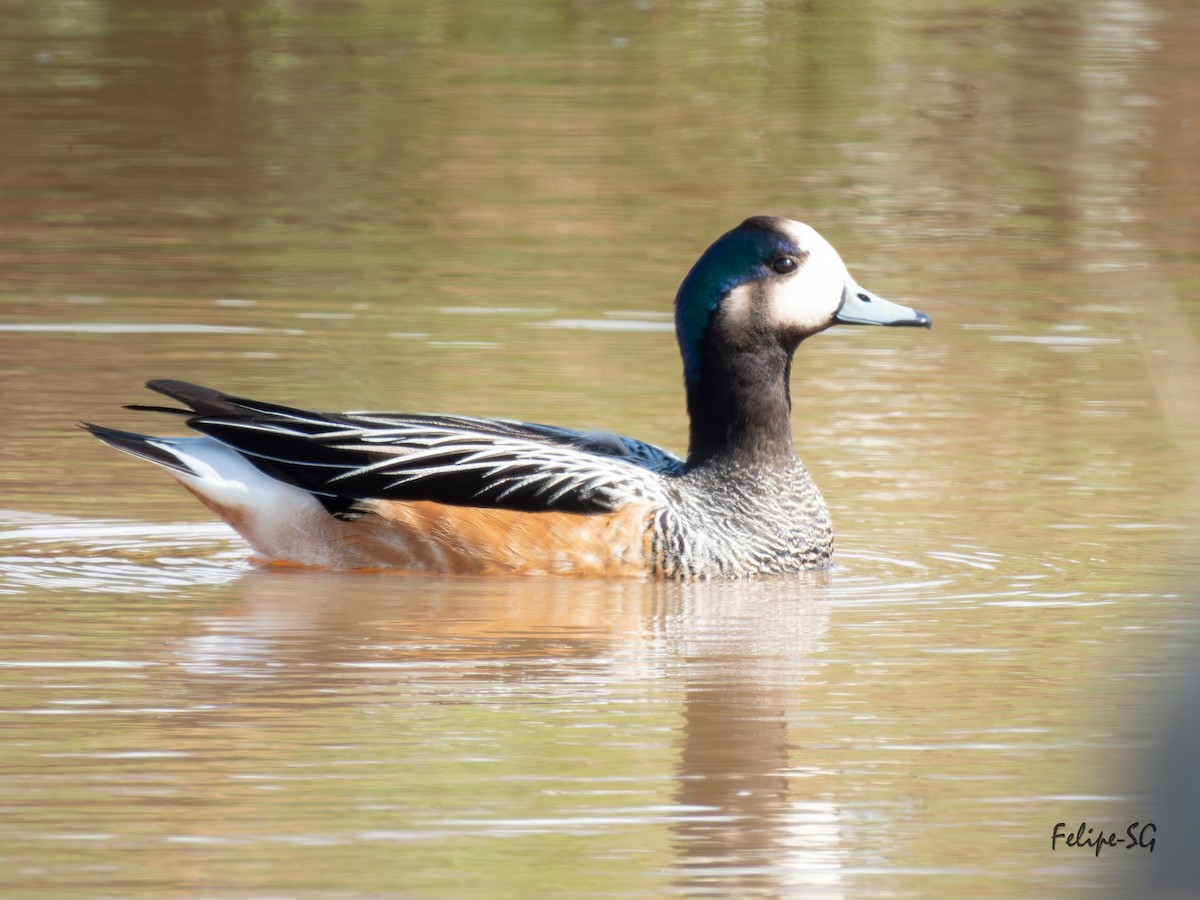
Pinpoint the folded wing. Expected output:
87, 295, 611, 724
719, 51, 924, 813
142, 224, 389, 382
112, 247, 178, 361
140, 380, 680, 518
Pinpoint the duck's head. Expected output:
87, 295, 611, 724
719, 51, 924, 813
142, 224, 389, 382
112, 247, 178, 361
674, 216, 930, 383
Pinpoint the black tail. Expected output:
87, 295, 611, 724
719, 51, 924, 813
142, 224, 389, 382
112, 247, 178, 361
79, 422, 199, 476
128, 379, 336, 424
123, 380, 248, 418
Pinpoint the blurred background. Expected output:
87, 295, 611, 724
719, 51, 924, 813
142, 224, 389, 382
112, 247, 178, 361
1, 0, 1198, 897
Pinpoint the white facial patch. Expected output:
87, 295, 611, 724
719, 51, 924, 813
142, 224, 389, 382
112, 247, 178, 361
770, 221, 852, 336
715, 281, 756, 335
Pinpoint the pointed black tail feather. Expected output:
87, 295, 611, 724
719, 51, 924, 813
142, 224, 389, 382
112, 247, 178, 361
124, 404, 193, 417
143, 379, 343, 424
79, 422, 199, 476
144, 380, 246, 417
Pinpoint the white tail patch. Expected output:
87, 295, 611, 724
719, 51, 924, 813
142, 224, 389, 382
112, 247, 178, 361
136, 438, 337, 565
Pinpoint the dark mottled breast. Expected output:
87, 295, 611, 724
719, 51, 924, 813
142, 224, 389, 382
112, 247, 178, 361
647, 459, 833, 579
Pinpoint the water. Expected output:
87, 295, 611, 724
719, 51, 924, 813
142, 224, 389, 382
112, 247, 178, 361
2, 0, 1199, 896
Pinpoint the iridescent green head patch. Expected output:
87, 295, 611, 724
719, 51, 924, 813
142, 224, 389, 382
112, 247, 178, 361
674, 219, 802, 383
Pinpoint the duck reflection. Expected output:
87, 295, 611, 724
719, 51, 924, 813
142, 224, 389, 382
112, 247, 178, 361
649, 577, 843, 896
171, 568, 839, 895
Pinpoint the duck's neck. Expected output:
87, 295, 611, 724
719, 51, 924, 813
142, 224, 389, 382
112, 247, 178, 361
684, 340, 798, 468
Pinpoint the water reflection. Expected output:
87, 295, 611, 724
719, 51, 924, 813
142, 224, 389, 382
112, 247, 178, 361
169, 569, 835, 896
659, 580, 841, 895
0, 498, 1171, 898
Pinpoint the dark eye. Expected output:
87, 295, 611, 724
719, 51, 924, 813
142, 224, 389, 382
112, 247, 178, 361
772, 257, 798, 274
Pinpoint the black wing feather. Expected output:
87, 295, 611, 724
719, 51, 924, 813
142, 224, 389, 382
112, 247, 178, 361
139, 381, 679, 516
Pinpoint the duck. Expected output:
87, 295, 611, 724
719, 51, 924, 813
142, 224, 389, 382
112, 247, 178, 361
83, 216, 929, 579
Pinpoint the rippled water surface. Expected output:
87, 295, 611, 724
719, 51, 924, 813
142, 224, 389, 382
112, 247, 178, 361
3, 1, 1200, 897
